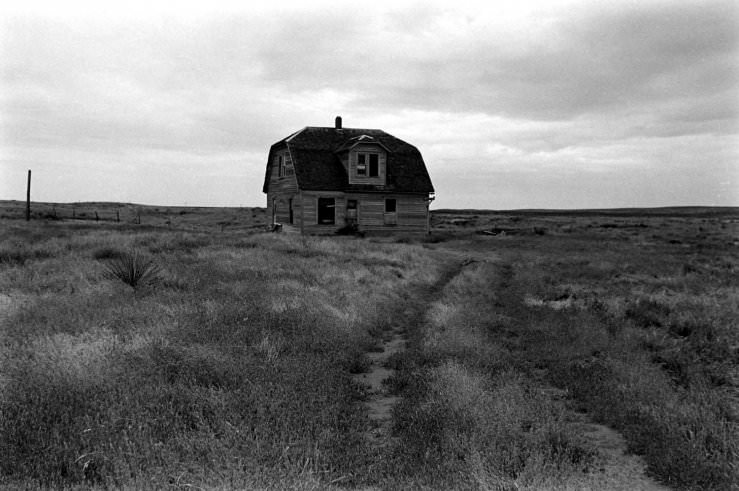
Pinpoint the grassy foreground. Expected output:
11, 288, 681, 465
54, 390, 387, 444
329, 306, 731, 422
0, 219, 443, 488
0, 206, 737, 489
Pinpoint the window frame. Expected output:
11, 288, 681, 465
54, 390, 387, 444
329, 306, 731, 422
356, 154, 367, 176
356, 152, 380, 177
284, 154, 294, 177
317, 197, 336, 225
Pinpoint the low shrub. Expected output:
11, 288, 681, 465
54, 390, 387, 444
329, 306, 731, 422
100, 249, 161, 289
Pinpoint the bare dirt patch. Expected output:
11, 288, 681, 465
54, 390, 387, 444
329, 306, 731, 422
353, 332, 406, 446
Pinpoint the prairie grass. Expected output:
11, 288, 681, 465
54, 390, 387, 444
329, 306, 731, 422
387, 260, 598, 489
456, 216, 739, 490
1, 209, 736, 489
0, 219, 443, 489
385, 211, 737, 489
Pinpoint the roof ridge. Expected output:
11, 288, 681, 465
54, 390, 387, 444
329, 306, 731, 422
303, 126, 385, 132
284, 127, 307, 143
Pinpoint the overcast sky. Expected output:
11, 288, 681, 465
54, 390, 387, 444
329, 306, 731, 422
1, 0, 737, 209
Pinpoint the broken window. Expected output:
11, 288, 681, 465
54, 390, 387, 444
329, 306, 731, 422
357, 154, 367, 176
369, 154, 379, 177
318, 197, 335, 225
284, 154, 294, 176
357, 153, 379, 177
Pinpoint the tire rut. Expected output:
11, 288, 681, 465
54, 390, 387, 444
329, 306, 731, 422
351, 262, 463, 449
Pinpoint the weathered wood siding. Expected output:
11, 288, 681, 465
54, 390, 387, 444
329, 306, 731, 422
265, 146, 300, 226
267, 193, 301, 226
267, 148, 298, 194
351, 193, 428, 232
347, 144, 387, 186
300, 191, 346, 234
297, 191, 428, 234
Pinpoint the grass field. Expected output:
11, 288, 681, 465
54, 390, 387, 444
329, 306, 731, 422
0, 201, 737, 490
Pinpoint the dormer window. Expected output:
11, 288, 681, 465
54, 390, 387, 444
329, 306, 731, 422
357, 153, 379, 177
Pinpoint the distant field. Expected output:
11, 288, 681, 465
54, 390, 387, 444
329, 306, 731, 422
0, 202, 737, 490
0, 200, 268, 233
434, 206, 739, 218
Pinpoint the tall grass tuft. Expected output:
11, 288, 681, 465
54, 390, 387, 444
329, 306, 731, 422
100, 249, 161, 289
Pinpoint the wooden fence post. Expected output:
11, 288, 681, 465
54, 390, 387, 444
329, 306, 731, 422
26, 170, 31, 221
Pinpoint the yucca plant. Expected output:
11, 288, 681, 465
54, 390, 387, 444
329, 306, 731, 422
101, 249, 161, 289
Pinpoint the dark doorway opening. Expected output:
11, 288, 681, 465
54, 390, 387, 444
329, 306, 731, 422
318, 197, 335, 225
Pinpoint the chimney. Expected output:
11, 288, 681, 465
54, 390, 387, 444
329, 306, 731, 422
335, 116, 342, 129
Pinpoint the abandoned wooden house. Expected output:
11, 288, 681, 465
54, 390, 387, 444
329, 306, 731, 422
263, 117, 435, 234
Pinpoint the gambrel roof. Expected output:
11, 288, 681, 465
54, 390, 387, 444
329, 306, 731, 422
262, 126, 434, 194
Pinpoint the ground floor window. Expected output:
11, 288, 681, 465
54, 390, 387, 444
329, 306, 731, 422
318, 197, 335, 224
346, 199, 358, 223
384, 198, 397, 225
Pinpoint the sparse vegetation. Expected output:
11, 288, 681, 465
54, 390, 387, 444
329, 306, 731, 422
0, 203, 736, 489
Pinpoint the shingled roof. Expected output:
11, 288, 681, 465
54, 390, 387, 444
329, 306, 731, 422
262, 126, 434, 194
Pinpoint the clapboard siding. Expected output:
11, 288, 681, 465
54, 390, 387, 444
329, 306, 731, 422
301, 191, 345, 234
296, 192, 427, 232
352, 193, 427, 230
267, 193, 295, 225
268, 148, 298, 194
265, 145, 300, 227
269, 192, 429, 233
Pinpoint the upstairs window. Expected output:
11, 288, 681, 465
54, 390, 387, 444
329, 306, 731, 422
357, 154, 367, 176
369, 154, 379, 177
284, 154, 294, 176
277, 155, 284, 177
277, 153, 293, 177
356, 153, 379, 177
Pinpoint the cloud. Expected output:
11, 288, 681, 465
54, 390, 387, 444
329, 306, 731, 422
345, 1, 738, 123
0, 1, 737, 207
